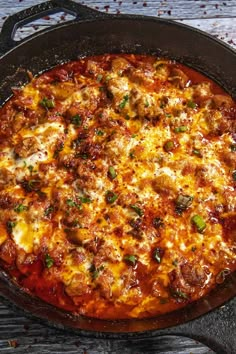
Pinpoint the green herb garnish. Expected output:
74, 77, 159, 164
191, 214, 206, 233
119, 94, 129, 109
71, 114, 82, 127
14, 204, 28, 213
153, 217, 164, 229
192, 149, 202, 157
45, 254, 54, 268
96, 74, 103, 82
79, 197, 92, 204
108, 166, 117, 180
40, 97, 55, 109
164, 140, 174, 152
6, 221, 16, 233
44, 206, 54, 216
175, 194, 193, 214
230, 144, 236, 152
187, 100, 196, 109
174, 125, 187, 133
130, 204, 143, 217
124, 254, 137, 266
153, 248, 164, 263
96, 129, 104, 136
105, 191, 118, 204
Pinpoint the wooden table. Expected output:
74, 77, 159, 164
0, 1, 235, 353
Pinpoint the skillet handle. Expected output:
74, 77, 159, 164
0, 0, 107, 54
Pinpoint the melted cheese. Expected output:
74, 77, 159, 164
0, 54, 235, 320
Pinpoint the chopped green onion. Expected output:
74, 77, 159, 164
130, 204, 143, 217
233, 170, 236, 181
170, 289, 188, 299
129, 150, 135, 159
96, 74, 103, 82
45, 254, 54, 268
66, 199, 77, 207
230, 144, 236, 152
175, 194, 193, 214
192, 149, 202, 157
164, 140, 174, 152
153, 248, 164, 263
44, 206, 54, 216
153, 217, 164, 229
71, 114, 82, 127
191, 214, 206, 233
96, 129, 104, 136
187, 100, 196, 109
105, 191, 118, 204
191, 246, 197, 252
108, 166, 117, 180
124, 254, 137, 266
6, 221, 16, 233
145, 99, 149, 107
172, 259, 178, 267
40, 97, 55, 109
79, 197, 92, 204
99, 86, 105, 92
14, 204, 28, 213
90, 264, 104, 280
174, 125, 187, 133
66, 199, 82, 209
27, 165, 34, 173
119, 94, 129, 109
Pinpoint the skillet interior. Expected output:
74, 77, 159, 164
0, 14, 235, 334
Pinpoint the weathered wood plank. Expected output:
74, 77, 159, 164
0, 0, 236, 25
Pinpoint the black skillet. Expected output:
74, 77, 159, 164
0, 0, 235, 352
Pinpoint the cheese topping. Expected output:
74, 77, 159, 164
0, 54, 235, 320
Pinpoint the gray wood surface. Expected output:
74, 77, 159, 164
0, 1, 235, 353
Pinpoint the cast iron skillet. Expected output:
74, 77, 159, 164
0, 0, 235, 336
